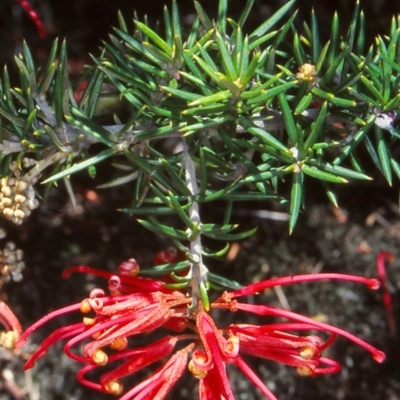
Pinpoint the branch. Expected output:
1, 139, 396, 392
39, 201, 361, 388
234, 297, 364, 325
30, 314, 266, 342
182, 139, 208, 308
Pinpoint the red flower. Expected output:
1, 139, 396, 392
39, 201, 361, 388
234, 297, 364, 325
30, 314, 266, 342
15, 260, 385, 400
16, 0, 46, 38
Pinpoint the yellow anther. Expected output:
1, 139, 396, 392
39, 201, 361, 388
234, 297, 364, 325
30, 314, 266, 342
225, 335, 239, 357
91, 349, 108, 365
188, 359, 207, 379
80, 299, 91, 313
110, 337, 128, 351
103, 379, 124, 395
83, 317, 95, 326
300, 346, 316, 360
296, 366, 314, 377
0, 331, 17, 350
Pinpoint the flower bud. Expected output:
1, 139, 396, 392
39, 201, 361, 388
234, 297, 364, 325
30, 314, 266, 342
3, 208, 14, 220
14, 209, 25, 220
1, 197, 12, 207
15, 180, 28, 192
14, 194, 26, 204
1, 187, 12, 197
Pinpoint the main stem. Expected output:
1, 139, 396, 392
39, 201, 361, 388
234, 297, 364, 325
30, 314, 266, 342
182, 139, 208, 308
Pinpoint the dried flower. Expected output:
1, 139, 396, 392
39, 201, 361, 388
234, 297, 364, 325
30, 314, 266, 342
295, 63, 318, 88
0, 160, 40, 225
16, 260, 385, 400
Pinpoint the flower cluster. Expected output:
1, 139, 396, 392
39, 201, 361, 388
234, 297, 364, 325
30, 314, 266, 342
295, 63, 319, 89
0, 159, 40, 225
15, 258, 385, 400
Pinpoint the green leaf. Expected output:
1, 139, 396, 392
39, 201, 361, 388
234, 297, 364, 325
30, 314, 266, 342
140, 260, 190, 275
249, 0, 295, 45
192, 53, 223, 88
54, 40, 68, 127
242, 166, 291, 183
233, 137, 295, 164
163, 5, 172, 46
172, 0, 182, 39
278, 93, 300, 145
289, 171, 304, 234
43, 148, 117, 184
201, 223, 239, 235
208, 272, 243, 290
310, 9, 321, 63
215, 30, 237, 81
302, 164, 348, 183
162, 159, 192, 196
194, 1, 213, 31
67, 108, 115, 146
304, 101, 328, 149
315, 40, 330, 73
124, 149, 175, 191
168, 191, 194, 228
333, 115, 376, 165
375, 127, 392, 185
188, 90, 232, 106
240, 51, 261, 88
309, 160, 372, 180
80, 69, 104, 118
138, 218, 188, 241
217, 0, 228, 35
182, 102, 233, 116
311, 87, 357, 108
134, 20, 172, 55
120, 206, 177, 216
245, 81, 297, 105
294, 93, 313, 115
328, 12, 339, 66
186, 17, 200, 49
238, 0, 256, 28
202, 226, 257, 241
360, 75, 386, 106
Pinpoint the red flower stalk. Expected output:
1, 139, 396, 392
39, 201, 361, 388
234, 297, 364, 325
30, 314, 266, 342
376, 251, 396, 335
15, 260, 385, 400
16, 0, 46, 38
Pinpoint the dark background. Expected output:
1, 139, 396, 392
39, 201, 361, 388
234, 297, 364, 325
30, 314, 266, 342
1, 0, 400, 68
0, 1, 399, 400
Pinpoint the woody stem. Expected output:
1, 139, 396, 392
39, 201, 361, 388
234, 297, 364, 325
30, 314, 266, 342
182, 139, 208, 308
